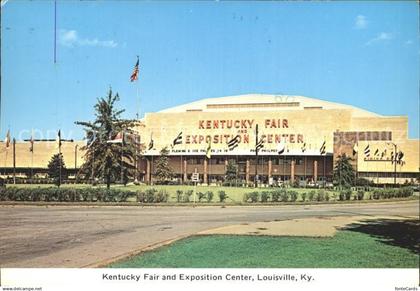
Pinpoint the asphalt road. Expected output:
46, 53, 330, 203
0, 200, 418, 267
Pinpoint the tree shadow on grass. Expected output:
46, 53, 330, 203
342, 219, 420, 254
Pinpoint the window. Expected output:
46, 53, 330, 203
187, 158, 203, 165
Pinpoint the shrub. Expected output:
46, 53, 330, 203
137, 191, 145, 203
183, 190, 194, 203
176, 190, 183, 203
372, 189, 381, 200
31, 188, 45, 201
356, 190, 364, 200
0, 187, 6, 201
388, 189, 397, 199
205, 191, 214, 202
78, 188, 90, 202
301, 192, 307, 202
308, 190, 316, 201
145, 188, 157, 203
260, 191, 270, 203
218, 190, 228, 202
156, 190, 169, 203
102, 189, 116, 202
399, 187, 414, 197
316, 190, 326, 202
345, 189, 352, 200
289, 191, 298, 202
382, 189, 391, 199
197, 191, 206, 202
120, 190, 135, 202
339, 189, 352, 201
325, 192, 330, 201
271, 190, 282, 202
280, 190, 289, 202
245, 191, 259, 203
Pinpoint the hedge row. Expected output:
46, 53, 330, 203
0, 187, 137, 203
0, 186, 414, 203
338, 187, 414, 201
244, 189, 301, 203
243, 187, 415, 203
136, 189, 170, 203
371, 187, 414, 200
0, 187, 231, 204
174, 190, 228, 203
244, 190, 332, 203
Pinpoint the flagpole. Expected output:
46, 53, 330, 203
31, 145, 34, 184
134, 135, 138, 183
283, 154, 285, 186
151, 155, 154, 185
58, 130, 62, 187
136, 81, 140, 120
236, 154, 239, 187
323, 155, 326, 189
54, 0, 57, 64
121, 131, 124, 184
4, 150, 7, 180
209, 156, 211, 186
92, 150, 95, 185
12, 138, 16, 184
254, 124, 258, 188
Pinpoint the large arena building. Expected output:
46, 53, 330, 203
1, 94, 419, 185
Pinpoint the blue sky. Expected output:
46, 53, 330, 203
1, 0, 419, 141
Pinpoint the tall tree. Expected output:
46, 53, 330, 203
47, 153, 67, 187
75, 88, 140, 188
225, 160, 238, 185
333, 154, 355, 189
154, 147, 173, 183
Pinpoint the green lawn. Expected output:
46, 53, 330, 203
109, 231, 419, 268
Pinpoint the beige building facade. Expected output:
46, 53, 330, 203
1, 94, 419, 185
137, 94, 419, 185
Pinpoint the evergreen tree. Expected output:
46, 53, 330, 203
155, 147, 173, 183
333, 154, 356, 189
225, 160, 238, 185
47, 153, 67, 187
75, 88, 140, 188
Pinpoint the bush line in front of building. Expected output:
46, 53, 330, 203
243, 187, 414, 203
0, 186, 415, 204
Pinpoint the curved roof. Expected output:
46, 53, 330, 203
158, 94, 381, 117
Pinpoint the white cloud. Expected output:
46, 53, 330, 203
354, 15, 368, 29
365, 32, 393, 46
404, 40, 413, 45
59, 29, 117, 48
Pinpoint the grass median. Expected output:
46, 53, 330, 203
109, 229, 419, 268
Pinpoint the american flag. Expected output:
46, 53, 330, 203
172, 132, 183, 147
130, 57, 139, 82
227, 135, 240, 151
